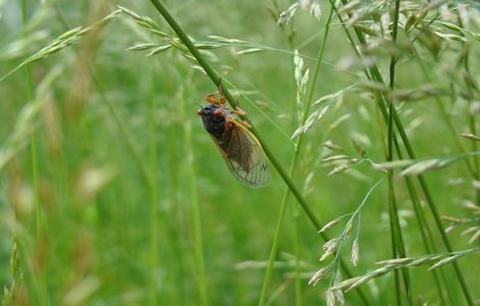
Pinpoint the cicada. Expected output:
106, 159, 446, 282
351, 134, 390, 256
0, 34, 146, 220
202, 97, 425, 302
197, 88, 270, 188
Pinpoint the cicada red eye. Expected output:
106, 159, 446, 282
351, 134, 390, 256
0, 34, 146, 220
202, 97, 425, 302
213, 109, 223, 117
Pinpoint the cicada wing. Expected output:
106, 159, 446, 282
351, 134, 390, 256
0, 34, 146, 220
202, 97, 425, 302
222, 120, 270, 188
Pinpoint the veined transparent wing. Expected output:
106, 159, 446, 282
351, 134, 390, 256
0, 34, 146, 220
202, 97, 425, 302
221, 120, 270, 188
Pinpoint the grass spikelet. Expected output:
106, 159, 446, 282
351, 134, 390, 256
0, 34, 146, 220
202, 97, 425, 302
320, 238, 339, 261
319, 216, 345, 233
277, 2, 300, 25
0, 66, 62, 170
330, 248, 480, 292
351, 238, 359, 267
278, 0, 321, 25
0, 10, 120, 82
292, 103, 330, 139
400, 159, 450, 176
300, 0, 321, 20
2, 241, 21, 306
0, 31, 49, 61
293, 49, 309, 122
308, 267, 330, 286
325, 289, 336, 306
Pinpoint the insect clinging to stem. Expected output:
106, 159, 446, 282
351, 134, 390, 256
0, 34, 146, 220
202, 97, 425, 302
197, 84, 270, 188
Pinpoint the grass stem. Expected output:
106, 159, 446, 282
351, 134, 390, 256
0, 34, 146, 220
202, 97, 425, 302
148, 1, 370, 304
181, 78, 209, 306
454, 7, 480, 205
326, 1, 474, 304
148, 63, 159, 306
387, 1, 413, 305
21, 1, 47, 304
258, 7, 339, 306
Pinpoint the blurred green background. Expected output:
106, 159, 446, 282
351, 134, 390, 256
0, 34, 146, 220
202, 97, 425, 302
1, 0, 479, 305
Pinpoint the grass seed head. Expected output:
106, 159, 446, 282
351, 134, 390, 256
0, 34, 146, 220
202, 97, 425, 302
308, 267, 330, 286
326, 289, 336, 306
351, 238, 360, 266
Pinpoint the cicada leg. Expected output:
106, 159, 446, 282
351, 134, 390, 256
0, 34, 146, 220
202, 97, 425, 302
205, 79, 226, 105
205, 94, 220, 104
240, 120, 252, 128
233, 107, 247, 116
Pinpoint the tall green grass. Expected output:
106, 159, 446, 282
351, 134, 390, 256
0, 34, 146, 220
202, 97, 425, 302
1, 1, 480, 305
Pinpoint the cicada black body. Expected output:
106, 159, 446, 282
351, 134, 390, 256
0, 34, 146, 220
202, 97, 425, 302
197, 92, 270, 188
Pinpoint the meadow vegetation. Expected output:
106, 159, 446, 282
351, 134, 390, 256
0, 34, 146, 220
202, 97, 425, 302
1, 0, 480, 305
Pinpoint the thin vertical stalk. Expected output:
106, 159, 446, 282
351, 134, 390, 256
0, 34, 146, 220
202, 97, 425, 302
327, 1, 474, 304
94, 74, 153, 188
387, 9, 401, 304
384, 57, 473, 306
148, 64, 159, 306
278, 7, 303, 303
411, 45, 478, 198
147, 1, 370, 305
387, 1, 412, 305
258, 189, 289, 306
396, 144, 450, 306
377, 93, 454, 306
21, 1, 47, 305
258, 6, 334, 306
258, 8, 369, 306
394, 12, 477, 182
181, 79, 209, 306
166, 104, 188, 306
388, 203, 402, 306
281, 13, 303, 306
455, 8, 480, 204
293, 209, 302, 306
21, 0, 39, 241
466, 102, 480, 205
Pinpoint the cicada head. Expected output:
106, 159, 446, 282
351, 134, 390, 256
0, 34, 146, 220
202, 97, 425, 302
197, 104, 226, 139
